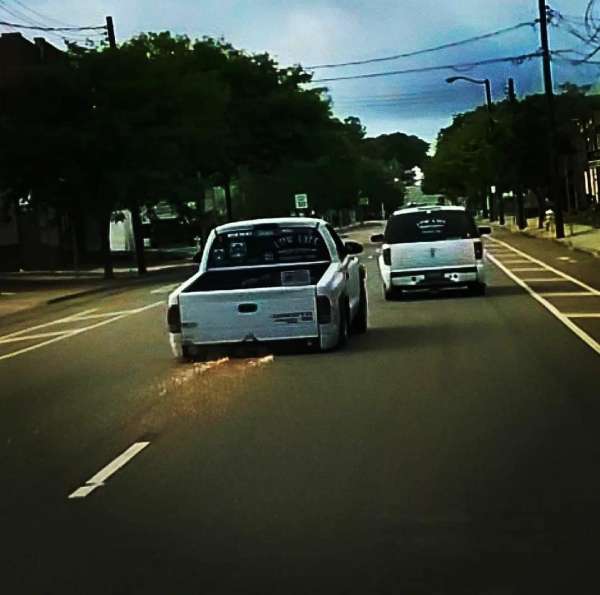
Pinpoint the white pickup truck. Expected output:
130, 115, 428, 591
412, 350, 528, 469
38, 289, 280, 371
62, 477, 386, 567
167, 218, 368, 359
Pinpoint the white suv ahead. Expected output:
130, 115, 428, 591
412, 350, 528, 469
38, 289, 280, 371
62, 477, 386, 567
372, 205, 491, 299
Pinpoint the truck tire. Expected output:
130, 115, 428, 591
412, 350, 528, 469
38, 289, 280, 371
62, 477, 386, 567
337, 300, 350, 348
384, 284, 396, 301
181, 345, 193, 362
351, 280, 368, 334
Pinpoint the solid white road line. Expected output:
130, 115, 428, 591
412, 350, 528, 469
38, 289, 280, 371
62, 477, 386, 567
565, 313, 600, 319
0, 330, 77, 345
150, 283, 178, 295
498, 259, 534, 265
68, 442, 150, 499
511, 267, 547, 272
487, 253, 600, 356
0, 302, 163, 362
488, 237, 600, 296
0, 308, 98, 341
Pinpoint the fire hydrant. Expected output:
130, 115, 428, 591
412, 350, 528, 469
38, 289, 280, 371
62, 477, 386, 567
545, 209, 555, 232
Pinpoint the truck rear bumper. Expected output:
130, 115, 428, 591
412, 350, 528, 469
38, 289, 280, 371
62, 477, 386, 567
170, 329, 334, 358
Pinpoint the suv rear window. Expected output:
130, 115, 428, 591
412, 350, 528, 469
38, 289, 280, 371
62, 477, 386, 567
208, 225, 331, 268
384, 210, 479, 243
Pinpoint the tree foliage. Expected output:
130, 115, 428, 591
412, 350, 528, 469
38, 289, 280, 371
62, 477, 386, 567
0, 31, 427, 276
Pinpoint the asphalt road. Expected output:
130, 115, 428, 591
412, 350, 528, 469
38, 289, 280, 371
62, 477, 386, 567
2, 226, 600, 595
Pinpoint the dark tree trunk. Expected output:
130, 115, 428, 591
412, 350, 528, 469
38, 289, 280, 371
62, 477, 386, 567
99, 210, 114, 279
130, 203, 147, 275
224, 177, 233, 222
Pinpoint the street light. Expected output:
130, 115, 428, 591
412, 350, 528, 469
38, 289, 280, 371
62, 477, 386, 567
446, 75, 496, 221
446, 76, 492, 114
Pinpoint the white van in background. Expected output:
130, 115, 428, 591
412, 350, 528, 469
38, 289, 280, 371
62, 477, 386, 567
371, 206, 491, 299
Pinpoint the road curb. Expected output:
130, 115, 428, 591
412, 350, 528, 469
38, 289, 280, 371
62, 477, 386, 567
46, 284, 125, 305
44, 264, 197, 305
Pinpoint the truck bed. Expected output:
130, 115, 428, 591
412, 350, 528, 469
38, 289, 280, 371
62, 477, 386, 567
183, 262, 330, 292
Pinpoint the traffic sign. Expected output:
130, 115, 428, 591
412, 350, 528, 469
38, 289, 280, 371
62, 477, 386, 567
295, 193, 308, 210
359, 196, 369, 206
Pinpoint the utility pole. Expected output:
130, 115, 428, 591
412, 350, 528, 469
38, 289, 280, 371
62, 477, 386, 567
507, 78, 527, 229
106, 16, 117, 49
538, 0, 565, 238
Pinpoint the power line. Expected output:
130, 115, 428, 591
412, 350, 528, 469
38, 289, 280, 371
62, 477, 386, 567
0, 1, 105, 45
307, 20, 539, 70
4, 0, 79, 28
0, 19, 105, 31
311, 52, 544, 83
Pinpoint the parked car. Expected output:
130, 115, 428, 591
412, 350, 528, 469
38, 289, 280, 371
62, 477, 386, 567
371, 205, 491, 299
167, 218, 368, 359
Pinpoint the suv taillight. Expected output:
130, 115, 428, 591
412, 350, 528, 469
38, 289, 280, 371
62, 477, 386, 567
167, 304, 181, 333
474, 241, 483, 260
316, 296, 332, 324
383, 248, 391, 266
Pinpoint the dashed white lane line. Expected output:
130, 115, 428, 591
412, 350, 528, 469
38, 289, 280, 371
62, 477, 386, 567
487, 253, 600, 356
542, 292, 597, 298
522, 277, 569, 283
0, 302, 163, 362
68, 442, 150, 499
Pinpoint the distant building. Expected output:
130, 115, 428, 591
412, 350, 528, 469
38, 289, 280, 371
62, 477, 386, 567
578, 113, 600, 209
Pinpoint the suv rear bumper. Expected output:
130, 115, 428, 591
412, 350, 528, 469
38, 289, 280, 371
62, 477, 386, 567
389, 264, 485, 288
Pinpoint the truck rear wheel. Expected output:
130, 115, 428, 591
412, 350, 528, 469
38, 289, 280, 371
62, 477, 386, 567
337, 301, 350, 348
351, 281, 368, 334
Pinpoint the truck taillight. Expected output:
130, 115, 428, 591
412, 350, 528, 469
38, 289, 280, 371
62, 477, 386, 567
383, 248, 391, 266
316, 296, 332, 324
167, 304, 181, 333
474, 241, 483, 260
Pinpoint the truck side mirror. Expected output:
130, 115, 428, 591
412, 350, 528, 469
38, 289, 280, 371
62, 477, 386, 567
478, 226, 492, 236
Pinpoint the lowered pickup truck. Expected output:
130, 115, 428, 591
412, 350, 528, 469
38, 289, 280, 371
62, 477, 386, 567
167, 218, 368, 360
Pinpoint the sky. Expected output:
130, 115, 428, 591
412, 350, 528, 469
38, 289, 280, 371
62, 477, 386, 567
3, 0, 600, 143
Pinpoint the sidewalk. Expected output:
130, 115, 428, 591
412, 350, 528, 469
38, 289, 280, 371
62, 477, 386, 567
487, 216, 600, 258
0, 255, 196, 320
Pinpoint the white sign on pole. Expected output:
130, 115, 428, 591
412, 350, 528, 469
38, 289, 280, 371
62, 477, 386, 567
294, 193, 308, 210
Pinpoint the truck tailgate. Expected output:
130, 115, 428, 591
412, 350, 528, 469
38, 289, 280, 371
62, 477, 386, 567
179, 286, 318, 344
391, 239, 475, 270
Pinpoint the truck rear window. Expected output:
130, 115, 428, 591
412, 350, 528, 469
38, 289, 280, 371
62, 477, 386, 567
208, 225, 330, 268
384, 211, 478, 244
